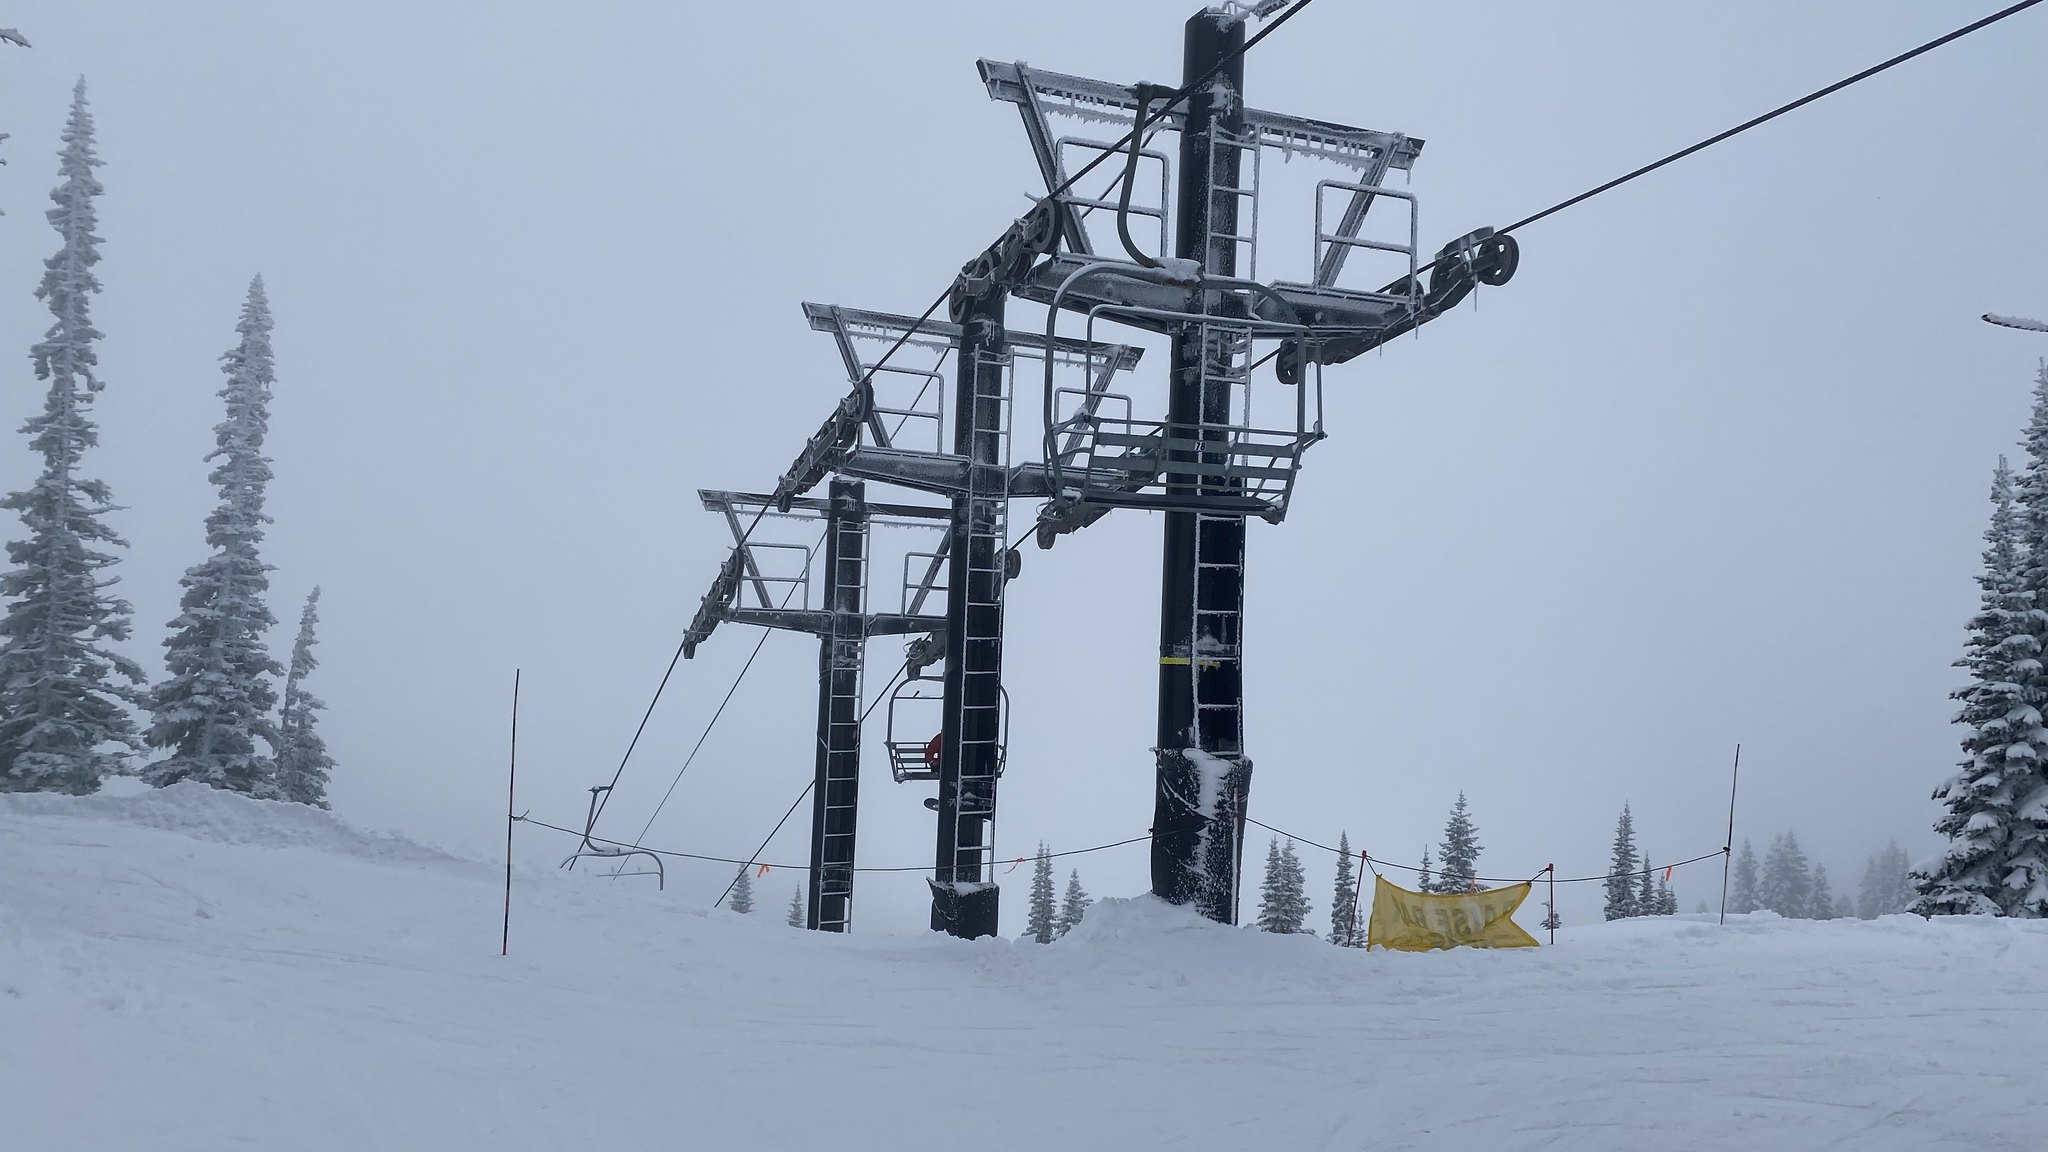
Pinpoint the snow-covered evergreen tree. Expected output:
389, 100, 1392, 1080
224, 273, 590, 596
1809, 863, 1837, 920
143, 277, 284, 796
1027, 843, 1056, 943
272, 587, 332, 807
1056, 869, 1089, 937
729, 866, 754, 915
1434, 792, 1483, 892
2004, 365, 2048, 917
785, 886, 803, 928
1655, 871, 1677, 916
1604, 805, 1639, 920
1917, 454, 2044, 916
1858, 843, 1916, 918
1329, 831, 1359, 945
1760, 832, 1814, 918
1256, 837, 1310, 933
0, 78, 144, 795
1730, 839, 1761, 913
1637, 844, 1657, 915
1541, 904, 1562, 931
1416, 845, 1434, 894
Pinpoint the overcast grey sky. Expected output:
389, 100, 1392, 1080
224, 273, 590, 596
3, 1, 2044, 932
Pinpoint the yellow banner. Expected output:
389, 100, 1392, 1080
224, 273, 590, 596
1365, 875, 1541, 951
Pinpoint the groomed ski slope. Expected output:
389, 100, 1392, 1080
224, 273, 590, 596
4, 786, 2045, 1152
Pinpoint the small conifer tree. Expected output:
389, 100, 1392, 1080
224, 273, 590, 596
1604, 805, 1639, 920
272, 588, 333, 807
1435, 792, 1484, 892
786, 886, 803, 928
1056, 869, 1090, 937
729, 866, 754, 915
1760, 832, 1814, 917
1256, 838, 1311, 932
1730, 839, 1762, 914
1329, 831, 1359, 945
1027, 843, 1056, 943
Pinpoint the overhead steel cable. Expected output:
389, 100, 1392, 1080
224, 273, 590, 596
1497, 0, 2046, 238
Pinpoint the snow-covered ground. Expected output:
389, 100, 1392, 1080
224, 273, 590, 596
4, 785, 2045, 1151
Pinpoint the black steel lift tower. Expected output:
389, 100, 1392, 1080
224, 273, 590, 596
981, 5, 1519, 922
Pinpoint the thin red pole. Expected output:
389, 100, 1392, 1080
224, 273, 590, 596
502, 669, 520, 957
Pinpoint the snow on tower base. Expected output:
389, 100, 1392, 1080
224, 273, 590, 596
6, 784, 2048, 1151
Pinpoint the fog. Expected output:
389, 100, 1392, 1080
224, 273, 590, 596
3, 0, 2043, 932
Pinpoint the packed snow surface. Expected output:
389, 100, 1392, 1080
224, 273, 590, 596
6, 785, 2047, 1151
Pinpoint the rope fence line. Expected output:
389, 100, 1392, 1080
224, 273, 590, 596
516, 813, 1151, 875
1241, 813, 1728, 886
525, 807, 1725, 891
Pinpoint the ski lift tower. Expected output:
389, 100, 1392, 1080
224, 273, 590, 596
682, 481, 947, 931
980, 4, 1519, 922
682, 301, 1141, 939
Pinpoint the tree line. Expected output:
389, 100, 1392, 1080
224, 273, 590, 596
0, 81, 334, 806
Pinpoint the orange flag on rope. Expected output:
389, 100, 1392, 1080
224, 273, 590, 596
756, 863, 770, 878
1663, 865, 1674, 882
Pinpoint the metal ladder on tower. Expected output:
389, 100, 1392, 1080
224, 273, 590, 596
1185, 120, 1258, 912
815, 499, 870, 933
944, 346, 1013, 886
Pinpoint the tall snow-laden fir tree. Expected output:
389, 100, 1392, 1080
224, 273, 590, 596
143, 277, 284, 795
272, 587, 333, 807
729, 865, 754, 915
1329, 831, 1359, 945
0, 78, 144, 795
1916, 454, 2043, 915
1730, 839, 1761, 913
2004, 364, 2048, 918
1056, 869, 1089, 938
1256, 837, 1310, 933
1027, 843, 1056, 943
785, 886, 803, 928
1434, 792, 1483, 892
1416, 845, 1433, 894
1809, 863, 1837, 920
1636, 844, 1657, 915
1760, 832, 1814, 918
1604, 805, 1639, 920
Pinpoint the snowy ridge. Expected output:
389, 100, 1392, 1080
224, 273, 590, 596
5, 787, 2048, 1151
0, 779, 457, 865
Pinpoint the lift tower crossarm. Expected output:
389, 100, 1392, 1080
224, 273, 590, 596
977, 60, 1423, 174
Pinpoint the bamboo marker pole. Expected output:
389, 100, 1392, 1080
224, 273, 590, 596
1718, 744, 1741, 926
502, 669, 521, 956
